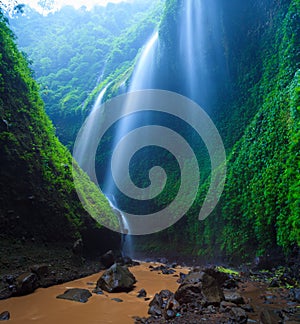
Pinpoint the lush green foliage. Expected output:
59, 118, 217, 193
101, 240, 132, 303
135, 0, 299, 260
0, 11, 118, 248
5, 0, 300, 260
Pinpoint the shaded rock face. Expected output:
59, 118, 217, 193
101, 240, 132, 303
56, 288, 92, 303
96, 264, 136, 293
175, 270, 224, 306
13, 272, 39, 296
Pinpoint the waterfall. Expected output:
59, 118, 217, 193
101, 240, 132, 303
130, 31, 159, 91
100, 31, 160, 257
73, 84, 109, 179
106, 194, 133, 258
179, 0, 225, 106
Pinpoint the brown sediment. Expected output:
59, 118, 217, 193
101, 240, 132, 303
0, 262, 189, 324
238, 280, 290, 322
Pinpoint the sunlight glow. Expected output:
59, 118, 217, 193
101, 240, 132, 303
1, 0, 133, 14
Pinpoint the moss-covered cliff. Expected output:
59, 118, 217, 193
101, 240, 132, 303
0, 12, 119, 256
136, 0, 299, 260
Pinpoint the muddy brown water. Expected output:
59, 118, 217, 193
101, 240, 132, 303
0, 262, 297, 323
0, 262, 189, 324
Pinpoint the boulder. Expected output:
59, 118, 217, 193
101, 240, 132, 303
13, 272, 39, 296
224, 292, 245, 305
148, 290, 180, 320
175, 271, 224, 306
96, 264, 136, 293
92, 287, 104, 295
100, 250, 115, 269
30, 264, 49, 279
230, 307, 248, 323
0, 311, 10, 321
259, 309, 282, 324
56, 288, 92, 303
290, 288, 300, 303
137, 289, 147, 298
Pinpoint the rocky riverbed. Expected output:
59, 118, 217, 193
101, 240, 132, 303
0, 255, 299, 323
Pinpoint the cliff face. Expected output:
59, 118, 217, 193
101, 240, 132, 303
136, 0, 299, 259
0, 12, 120, 256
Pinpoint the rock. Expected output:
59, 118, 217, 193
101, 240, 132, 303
162, 268, 176, 275
241, 304, 254, 313
30, 264, 49, 279
203, 267, 231, 287
175, 271, 224, 306
92, 287, 104, 295
100, 250, 115, 269
72, 239, 83, 255
111, 298, 123, 302
177, 272, 187, 284
269, 278, 280, 288
224, 292, 245, 305
96, 264, 136, 293
223, 278, 239, 289
230, 307, 248, 323
259, 309, 282, 324
56, 288, 92, 303
3, 275, 14, 285
165, 309, 176, 319
137, 289, 147, 298
290, 288, 300, 303
14, 272, 39, 296
0, 287, 13, 300
220, 301, 237, 313
0, 311, 10, 321
148, 290, 180, 320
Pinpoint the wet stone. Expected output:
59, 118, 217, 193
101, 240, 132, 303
224, 291, 245, 305
14, 272, 39, 296
56, 288, 92, 303
137, 289, 147, 298
97, 264, 136, 293
92, 287, 104, 295
0, 311, 10, 321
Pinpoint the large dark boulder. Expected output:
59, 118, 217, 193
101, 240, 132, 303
13, 272, 39, 296
56, 288, 92, 303
96, 263, 136, 292
175, 271, 224, 306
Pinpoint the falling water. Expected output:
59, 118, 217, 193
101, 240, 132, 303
106, 195, 133, 258
74, 84, 109, 179
101, 31, 160, 257
179, 0, 226, 106
130, 31, 159, 91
